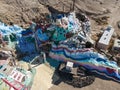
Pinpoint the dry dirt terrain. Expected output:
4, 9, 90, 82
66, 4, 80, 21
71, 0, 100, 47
0, 0, 120, 35
0, 0, 120, 90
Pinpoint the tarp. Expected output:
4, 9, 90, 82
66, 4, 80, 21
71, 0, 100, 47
0, 22, 38, 62
0, 22, 24, 36
16, 34, 38, 62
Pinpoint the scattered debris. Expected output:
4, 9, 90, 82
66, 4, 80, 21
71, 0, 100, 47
0, 62, 36, 90
46, 12, 120, 84
0, 50, 11, 66
58, 62, 95, 88
112, 39, 120, 52
116, 54, 120, 66
0, 9, 120, 90
97, 26, 114, 50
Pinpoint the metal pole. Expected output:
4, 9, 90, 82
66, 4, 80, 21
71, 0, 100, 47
63, 5, 64, 12
73, 0, 76, 11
